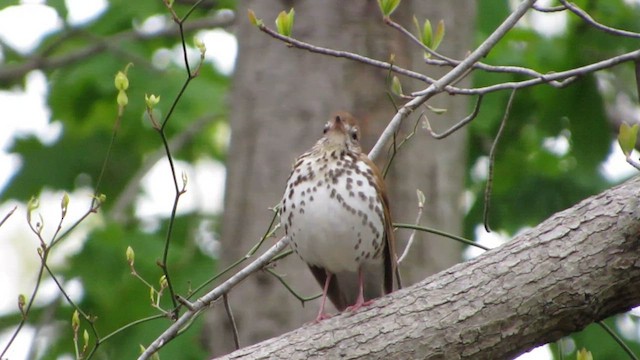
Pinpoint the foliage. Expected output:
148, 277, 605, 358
470, 0, 640, 358
0, 0, 233, 358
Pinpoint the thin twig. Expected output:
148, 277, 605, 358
483, 89, 517, 232
597, 320, 639, 360
626, 156, 640, 171
559, 0, 640, 38
370, 0, 538, 161
138, 237, 290, 360
393, 223, 489, 251
223, 294, 240, 350
0, 206, 17, 228
412, 49, 640, 97
256, 23, 439, 86
425, 95, 484, 139
532, 4, 567, 13
397, 191, 425, 264
385, 17, 566, 87
186, 210, 280, 299
265, 267, 321, 305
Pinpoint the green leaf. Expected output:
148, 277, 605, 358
432, 20, 445, 50
377, 0, 400, 17
427, 104, 447, 114
391, 76, 403, 96
275, 8, 295, 37
576, 348, 593, 360
618, 122, 638, 157
414, 17, 432, 48
247, 9, 263, 27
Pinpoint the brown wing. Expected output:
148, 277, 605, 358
360, 154, 401, 293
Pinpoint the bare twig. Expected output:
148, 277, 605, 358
265, 267, 321, 305
425, 95, 484, 139
0, 206, 17, 228
626, 156, 640, 171
393, 223, 489, 251
532, 3, 567, 13
223, 294, 240, 350
397, 190, 425, 264
483, 89, 517, 232
138, 237, 290, 360
385, 17, 567, 88
370, 0, 537, 161
109, 114, 219, 223
559, 0, 640, 38
597, 321, 640, 360
438, 49, 640, 96
256, 23, 440, 86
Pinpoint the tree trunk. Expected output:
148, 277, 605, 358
205, 0, 475, 355
215, 175, 640, 360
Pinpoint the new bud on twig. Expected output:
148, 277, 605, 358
83, 329, 89, 352
247, 9, 263, 27
194, 37, 206, 57
414, 17, 445, 55
377, 0, 400, 17
275, 8, 295, 37
391, 76, 403, 97
18, 294, 26, 316
114, 71, 129, 91
126, 246, 135, 266
27, 196, 39, 224
159, 275, 168, 290
61, 192, 69, 218
145, 94, 161, 109
71, 309, 80, 333
576, 348, 593, 360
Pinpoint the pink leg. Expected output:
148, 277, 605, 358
345, 267, 374, 312
314, 271, 334, 322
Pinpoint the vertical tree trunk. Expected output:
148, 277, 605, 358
205, 0, 475, 355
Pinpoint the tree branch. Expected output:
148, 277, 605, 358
216, 175, 640, 359
138, 237, 290, 360
369, 0, 537, 160
0, 11, 235, 83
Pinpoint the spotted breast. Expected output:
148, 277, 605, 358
281, 112, 397, 321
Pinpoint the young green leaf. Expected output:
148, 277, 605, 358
275, 8, 295, 37
576, 348, 593, 360
618, 122, 638, 156
377, 0, 401, 17
391, 76, 403, 96
433, 20, 446, 51
422, 19, 433, 48
247, 9, 263, 27
427, 104, 448, 114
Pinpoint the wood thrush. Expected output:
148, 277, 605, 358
281, 112, 399, 322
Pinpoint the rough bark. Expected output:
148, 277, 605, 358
205, 0, 474, 355
215, 176, 640, 359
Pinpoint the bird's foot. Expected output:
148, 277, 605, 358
345, 299, 374, 313
312, 312, 334, 323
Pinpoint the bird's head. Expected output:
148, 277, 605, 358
320, 112, 362, 154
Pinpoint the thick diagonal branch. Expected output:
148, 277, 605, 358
217, 175, 640, 359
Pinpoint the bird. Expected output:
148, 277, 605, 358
280, 111, 399, 322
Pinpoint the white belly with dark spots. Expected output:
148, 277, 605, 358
281, 157, 385, 273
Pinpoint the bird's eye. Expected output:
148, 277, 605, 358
350, 129, 358, 141
323, 123, 330, 134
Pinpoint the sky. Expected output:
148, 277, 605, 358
0, 0, 638, 359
